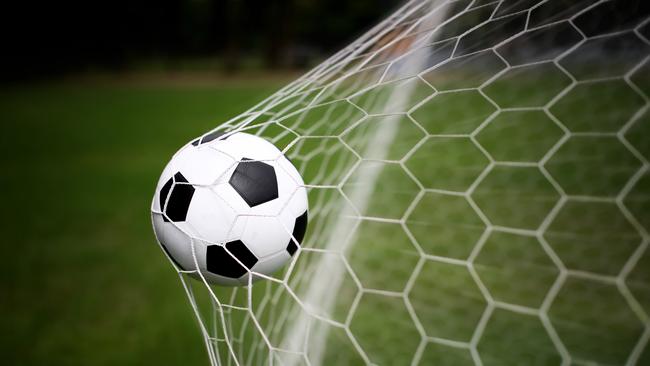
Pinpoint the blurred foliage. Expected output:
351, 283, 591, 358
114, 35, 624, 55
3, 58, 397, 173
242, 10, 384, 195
1, 0, 401, 81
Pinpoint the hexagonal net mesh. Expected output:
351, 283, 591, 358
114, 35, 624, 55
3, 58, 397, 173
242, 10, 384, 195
163, 0, 650, 364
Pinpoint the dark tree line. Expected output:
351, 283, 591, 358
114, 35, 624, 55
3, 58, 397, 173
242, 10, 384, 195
1, 0, 401, 81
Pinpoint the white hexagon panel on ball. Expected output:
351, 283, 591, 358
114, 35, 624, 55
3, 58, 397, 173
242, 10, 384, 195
151, 131, 308, 286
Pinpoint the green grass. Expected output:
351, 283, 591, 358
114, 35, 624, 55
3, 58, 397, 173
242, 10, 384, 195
1, 72, 649, 366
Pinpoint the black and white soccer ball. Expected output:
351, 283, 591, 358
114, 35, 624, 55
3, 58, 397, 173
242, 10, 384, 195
151, 131, 308, 286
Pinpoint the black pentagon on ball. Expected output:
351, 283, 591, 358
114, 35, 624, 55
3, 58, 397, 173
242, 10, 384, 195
160, 172, 195, 222
191, 130, 229, 146
229, 158, 279, 207
287, 210, 308, 256
206, 240, 259, 278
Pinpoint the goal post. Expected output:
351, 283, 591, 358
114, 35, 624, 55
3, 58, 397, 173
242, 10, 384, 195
160, 0, 650, 364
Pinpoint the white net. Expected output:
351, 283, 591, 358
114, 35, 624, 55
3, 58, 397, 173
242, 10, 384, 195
165, 0, 650, 364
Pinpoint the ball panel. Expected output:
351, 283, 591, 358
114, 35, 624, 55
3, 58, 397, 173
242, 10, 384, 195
292, 211, 309, 244
286, 210, 308, 256
241, 216, 293, 258
226, 240, 258, 268
173, 144, 236, 186
278, 186, 309, 256
162, 224, 197, 272
283, 185, 309, 219
165, 173, 195, 222
228, 159, 279, 207
206, 240, 258, 279
185, 187, 242, 244
245, 160, 302, 217
213, 184, 252, 215
183, 241, 242, 286
251, 250, 292, 280
286, 241, 298, 256
277, 155, 306, 188
158, 176, 173, 214
152, 213, 197, 271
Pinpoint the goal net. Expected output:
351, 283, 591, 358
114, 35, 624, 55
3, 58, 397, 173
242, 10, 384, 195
163, 0, 650, 364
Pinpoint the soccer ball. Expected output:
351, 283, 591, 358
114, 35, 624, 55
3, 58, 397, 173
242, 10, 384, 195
151, 131, 308, 286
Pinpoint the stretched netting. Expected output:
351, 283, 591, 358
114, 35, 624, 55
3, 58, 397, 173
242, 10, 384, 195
163, 0, 650, 364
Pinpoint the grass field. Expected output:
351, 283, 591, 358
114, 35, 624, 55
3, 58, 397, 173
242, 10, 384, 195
2, 70, 650, 366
